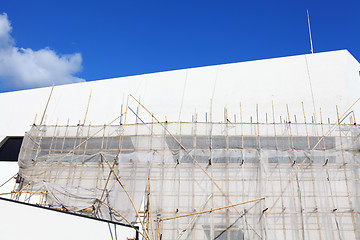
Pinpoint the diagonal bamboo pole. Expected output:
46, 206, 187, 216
156, 197, 265, 222
0, 173, 17, 188
40, 84, 55, 125
83, 89, 92, 125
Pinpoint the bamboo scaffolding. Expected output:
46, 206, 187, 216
266, 96, 360, 217
7, 96, 360, 239
130, 94, 265, 240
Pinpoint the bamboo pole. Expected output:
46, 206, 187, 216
0, 192, 13, 196
256, 104, 261, 149
302, 103, 321, 239
33, 114, 37, 125
286, 104, 294, 149
157, 210, 161, 240
147, 168, 156, 240
146, 177, 150, 234
0, 173, 17, 188
156, 197, 265, 222
40, 83, 55, 125
83, 89, 92, 125
302, 102, 311, 149
352, 111, 356, 124
240, 102, 244, 150
210, 99, 213, 122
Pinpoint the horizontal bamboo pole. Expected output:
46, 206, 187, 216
155, 197, 265, 222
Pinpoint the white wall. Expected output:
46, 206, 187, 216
0, 50, 359, 140
0, 199, 135, 240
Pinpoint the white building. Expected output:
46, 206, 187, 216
0, 50, 359, 240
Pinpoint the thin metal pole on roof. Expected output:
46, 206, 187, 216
307, 10, 314, 54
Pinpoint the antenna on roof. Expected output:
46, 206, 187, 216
307, 10, 314, 54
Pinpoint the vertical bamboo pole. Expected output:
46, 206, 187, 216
240, 102, 244, 150
320, 108, 342, 238
286, 104, 294, 150
273, 102, 287, 240
157, 210, 161, 240
352, 111, 356, 125
225, 105, 230, 240
256, 104, 261, 149
146, 169, 150, 235
192, 112, 197, 239
256, 103, 265, 237
210, 99, 213, 123
210, 101, 215, 239
302, 102, 311, 150
77, 122, 91, 187
33, 114, 37, 125
304, 107, 322, 239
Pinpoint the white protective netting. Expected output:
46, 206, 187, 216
16, 122, 360, 239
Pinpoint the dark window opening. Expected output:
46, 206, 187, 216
0, 136, 23, 161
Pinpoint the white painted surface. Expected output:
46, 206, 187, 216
0, 198, 135, 240
0, 50, 359, 139
0, 162, 17, 194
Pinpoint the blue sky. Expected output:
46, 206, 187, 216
0, 0, 359, 92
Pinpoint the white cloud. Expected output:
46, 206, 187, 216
0, 13, 84, 90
